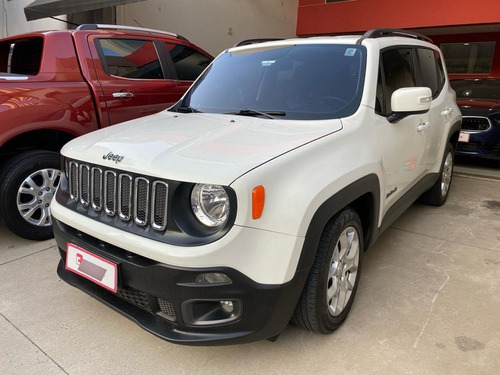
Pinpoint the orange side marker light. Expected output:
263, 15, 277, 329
252, 185, 265, 220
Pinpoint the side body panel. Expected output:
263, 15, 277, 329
0, 31, 99, 152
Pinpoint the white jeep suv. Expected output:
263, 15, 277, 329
51, 28, 461, 345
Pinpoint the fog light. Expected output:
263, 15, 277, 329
220, 300, 234, 315
182, 299, 242, 325
195, 273, 232, 284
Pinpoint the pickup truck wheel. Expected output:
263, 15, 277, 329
0, 151, 61, 240
419, 143, 454, 206
292, 208, 363, 333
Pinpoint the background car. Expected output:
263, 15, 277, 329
450, 78, 500, 160
0, 24, 213, 240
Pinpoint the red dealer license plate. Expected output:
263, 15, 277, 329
65, 243, 117, 293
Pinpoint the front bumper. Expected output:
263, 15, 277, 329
53, 218, 309, 345
456, 142, 500, 159
456, 126, 500, 160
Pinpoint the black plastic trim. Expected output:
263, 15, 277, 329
388, 109, 429, 123
234, 38, 283, 47
359, 28, 433, 44
295, 174, 381, 278
448, 119, 463, 146
53, 219, 308, 345
378, 173, 437, 234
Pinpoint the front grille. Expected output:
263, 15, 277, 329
462, 116, 491, 132
104, 171, 117, 215
157, 298, 176, 321
116, 288, 177, 321
92, 167, 103, 211
134, 177, 149, 226
118, 174, 132, 220
116, 287, 151, 311
152, 181, 168, 230
80, 165, 90, 206
67, 161, 168, 231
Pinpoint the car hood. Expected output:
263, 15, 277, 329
457, 98, 500, 113
61, 111, 342, 185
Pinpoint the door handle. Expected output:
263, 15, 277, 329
417, 121, 430, 132
112, 92, 135, 98
441, 107, 453, 116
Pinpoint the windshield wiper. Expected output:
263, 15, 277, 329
175, 105, 202, 113
228, 109, 286, 119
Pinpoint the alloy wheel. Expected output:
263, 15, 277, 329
327, 225, 360, 317
16, 168, 61, 227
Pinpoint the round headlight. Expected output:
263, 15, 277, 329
191, 184, 230, 228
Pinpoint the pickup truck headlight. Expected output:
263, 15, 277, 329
191, 184, 230, 228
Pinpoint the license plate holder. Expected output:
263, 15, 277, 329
458, 131, 470, 143
65, 243, 118, 293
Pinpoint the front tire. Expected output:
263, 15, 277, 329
292, 208, 363, 333
0, 151, 61, 240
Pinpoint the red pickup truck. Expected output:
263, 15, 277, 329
0, 24, 213, 240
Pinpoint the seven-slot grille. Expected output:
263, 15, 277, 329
68, 161, 168, 231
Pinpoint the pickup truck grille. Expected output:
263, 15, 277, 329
68, 161, 168, 231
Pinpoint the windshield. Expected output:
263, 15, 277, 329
178, 44, 366, 120
450, 79, 500, 100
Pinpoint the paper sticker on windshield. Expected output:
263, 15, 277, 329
261, 60, 276, 67
344, 48, 357, 57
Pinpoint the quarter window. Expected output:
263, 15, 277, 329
97, 39, 166, 79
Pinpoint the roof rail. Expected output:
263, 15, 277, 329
234, 38, 283, 47
357, 28, 433, 44
76, 24, 189, 42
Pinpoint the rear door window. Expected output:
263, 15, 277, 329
417, 48, 444, 97
97, 38, 168, 79
91, 37, 181, 126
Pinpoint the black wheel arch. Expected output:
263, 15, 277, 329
448, 119, 462, 150
295, 174, 381, 279
0, 129, 74, 168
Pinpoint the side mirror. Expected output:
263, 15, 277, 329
388, 87, 432, 123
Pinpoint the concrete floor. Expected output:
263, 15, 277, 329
1, 171, 499, 374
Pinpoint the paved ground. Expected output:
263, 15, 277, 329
1, 171, 499, 375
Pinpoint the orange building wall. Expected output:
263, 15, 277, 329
297, 0, 500, 36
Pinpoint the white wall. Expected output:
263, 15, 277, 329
117, 0, 299, 56
1, 0, 298, 54
1, 0, 67, 38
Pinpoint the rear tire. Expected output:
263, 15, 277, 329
0, 151, 61, 240
419, 143, 454, 206
292, 208, 363, 333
